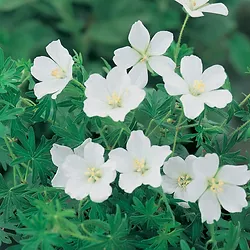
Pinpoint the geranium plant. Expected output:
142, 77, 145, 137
0, 1, 250, 249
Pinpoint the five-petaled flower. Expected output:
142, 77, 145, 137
163, 55, 232, 119
109, 130, 172, 193
113, 20, 175, 88
162, 155, 205, 208
51, 139, 116, 203
192, 153, 250, 224
175, 0, 228, 18
83, 67, 146, 122
31, 40, 74, 99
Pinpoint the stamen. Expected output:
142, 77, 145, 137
189, 80, 205, 96
209, 178, 224, 193
107, 92, 122, 108
177, 174, 192, 188
133, 159, 148, 175
85, 167, 102, 183
51, 68, 67, 79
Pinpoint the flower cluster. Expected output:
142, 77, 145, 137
30, 0, 250, 226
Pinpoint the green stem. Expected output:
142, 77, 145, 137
179, 123, 199, 130
174, 14, 189, 63
20, 97, 36, 106
111, 128, 124, 149
147, 111, 172, 137
78, 199, 84, 219
98, 126, 110, 150
231, 119, 250, 138
206, 223, 218, 249
239, 93, 250, 107
24, 161, 30, 183
72, 78, 85, 91
145, 119, 155, 136
171, 112, 184, 156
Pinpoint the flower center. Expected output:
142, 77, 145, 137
140, 54, 148, 63
189, 80, 205, 96
190, 0, 197, 9
209, 178, 224, 193
107, 92, 122, 108
177, 174, 192, 188
51, 68, 67, 79
85, 167, 102, 183
133, 159, 148, 175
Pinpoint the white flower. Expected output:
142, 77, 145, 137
31, 40, 74, 99
163, 55, 232, 119
175, 0, 228, 18
109, 130, 172, 193
83, 67, 146, 122
192, 153, 250, 224
113, 20, 175, 88
162, 155, 205, 207
51, 139, 116, 203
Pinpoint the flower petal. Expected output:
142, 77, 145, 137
128, 62, 148, 88
186, 178, 207, 202
196, 0, 209, 7
201, 65, 227, 91
216, 165, 250, 185
198, 189, 221, 224
108, 107, 131, 122
163, 156, 187, 179
217, 184, 248, 213
148, 31, 173, 56
192, 153, 219, 179
83, 98, 111, 118
65, 178, 91, 200
199, 3, 229, 16
51, 168, 68, 188
119, 172, 142, 193
46, 40, 74, 72
126, 130, 151, 159
142, 170, 162, 188
109, 148, 133, 173
163, 73, 189, 96
31, 56, 58, 81
183, 4, 204, 17
100, 160, 117, 184
34, 78, 69, 99
73, 138, 92, 158
89, 184, 112, 203
162, 175, 178, 194
180, 94, 205, 119
146, 145, 172, 169
128, 20, 150, 53
181, 55, 203, 85
148, 55, 176, 76
113, 46, 141, 68
50, 144, 73, 168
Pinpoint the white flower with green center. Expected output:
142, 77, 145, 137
109, 130, 172, 193
113, 20, 175, 88
163, 55, 232, 119
162, 155, 205, 207
50, 139, 116, 203
175, 0, 228, 18
192, 153, 250, 224
83, 67, 146, 122
31, 40, 74, 99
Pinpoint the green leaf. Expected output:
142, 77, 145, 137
180, 240, 191, 250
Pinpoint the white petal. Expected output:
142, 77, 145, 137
199, 3, 229, 16
83, 141, 105, 167
119, 172, 142, 193
113, 46, 141, 68
186, 178, 208, 202
109, 148, 133, 173
73, 138, 92, 158
198, 190, 221, 224
107, 67, 131, 93
85, 74, 109, 101
163, 72, 189, 96
174, 186, 189, 202
196, 0, 209, 7
128, 20, 150, 53
62, 155, 87, 178
89, 183, 112, 203
217, 185, 248, 213
161, 175, 178, 194
181, 55, 203, 85
126, 130, 151, 159
65, 178, 91, 200
201, 90, 232, 109
148, 31, 173, 56
122, 85, 146, 110
128, 62, 148, 88
201, 65, 227, 91
51, 168, 68, 188
183, 4, 204, 17
216, 165, 250, 185
185, 155, 198, 169
50, 144, 73, 167
146, 145, 172, 169
108, 107, 130, 122
163, 156, 187, 179
192, 153, 219, 179
142, 170, 162, 188
180, 94, 205, 119
46, 40, 74, 73
100, 160, 117, 183
34, 78, 69, 99
31, 56, 58, 82
148, 56, 176, 76
83, 98, 111, 118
